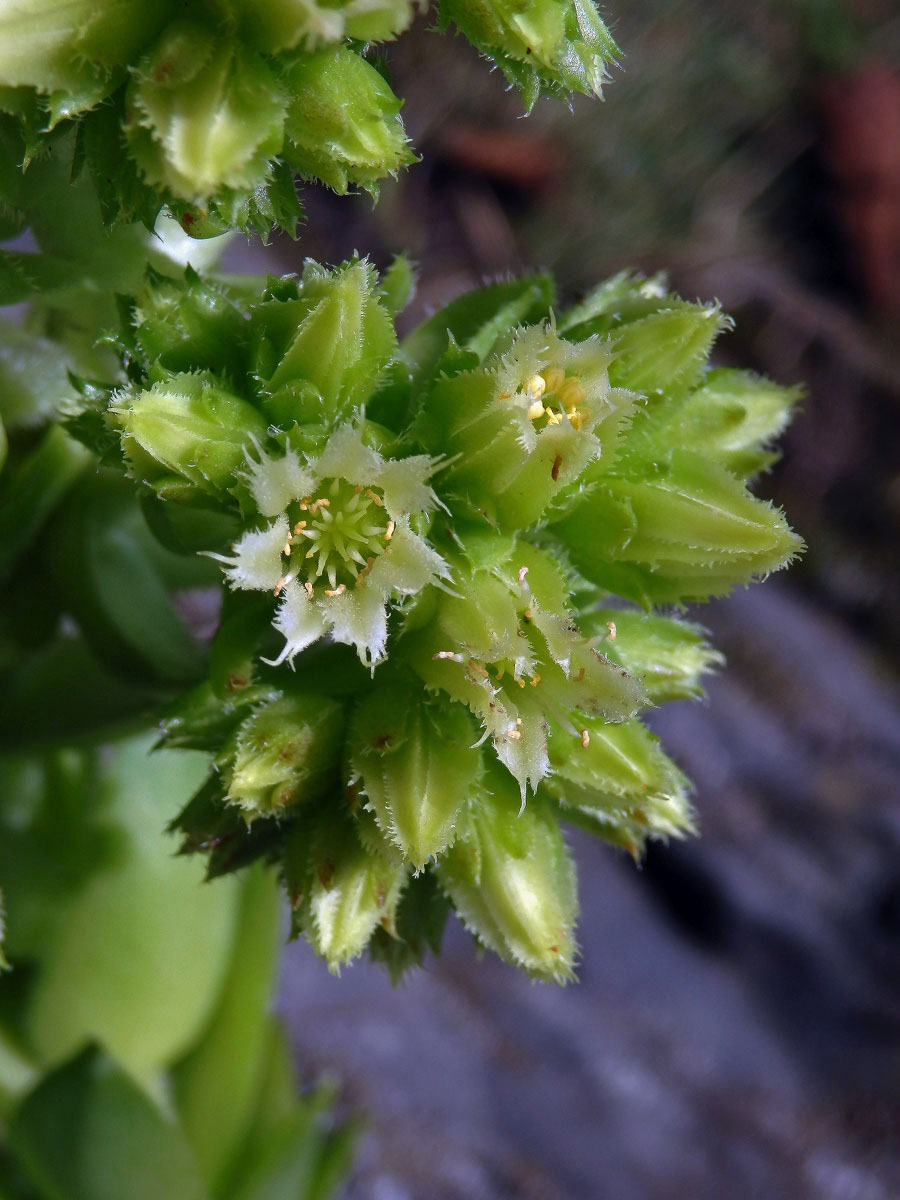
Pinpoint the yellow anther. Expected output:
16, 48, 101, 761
581, 729, 590, 748
567, 408, 584, 431
273, 576, 289, 597
304, 581, 314, 598
542, 366, 565, 394
606, 620, 617, 640
559, 377, 586, 408
365, 489, 384, 507
545, 410, 563, 426
283, 541, 292, 556
527, 399, 546, 421
324, 584, 347, 597
384, 520, 395, 541
507, 728, 522, 740
517, 565, 529, 584
293, 520, 307, 534
531, 673, 541, 686
525, 373, 547, 400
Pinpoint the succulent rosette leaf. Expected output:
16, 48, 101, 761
71, 260, 801, 980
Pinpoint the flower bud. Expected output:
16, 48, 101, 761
131, 268, 250, 379
113, 372, 267, 495
608, 302, 729, 394
126, 28, 287, 203
241, 0, 415, 53
281, 47, 415, 196
437, 768, 577, 980
257, 259, 396, 425
220, 693, 344, 817
288, 810, 408, 971
554, 450, 803, 605
438, 0, 619, 111
659, 368, 801, 481
0, 0, 166, 105
544, 716, 693, 848
350, 686, 481, 868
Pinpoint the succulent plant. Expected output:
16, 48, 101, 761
67, 260, 801, 981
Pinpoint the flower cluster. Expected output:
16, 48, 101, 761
73, 261, 801, 980
0, 0, 619, 236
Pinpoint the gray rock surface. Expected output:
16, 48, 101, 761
278, 581, 900, 1199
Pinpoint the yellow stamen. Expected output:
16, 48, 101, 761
384, 520, 395, 541
527, 399, 546, 421
606, 620, 617, 640
525, 373, 546, 400
324, 584, 346, 597
581, 729, 590, 748
559, 377, 585, 408
542, 366, 565, 394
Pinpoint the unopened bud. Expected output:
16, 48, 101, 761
437, 769, 577, 981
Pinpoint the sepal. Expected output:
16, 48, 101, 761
437, 768, 577, 981
281, 47, 415, 196
438, 0, 619, 111
112, 372, 267, 495
544, 716, 694, 854
554, 450, 804, 605
287, 809, 408, 971
350, 686, 481, 868
219, 692, 345, 816
579, 609, 723, 702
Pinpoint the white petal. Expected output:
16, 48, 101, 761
323, 585, 389, 667
269, 578, 328, 664
244, 446, 314, 517
375, 455, 440, 517
367, 524, 448, 595
215, 516, 289, 591
493, 708, 550, 804
314, 423, 382, 486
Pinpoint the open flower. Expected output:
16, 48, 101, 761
417, 321, 634, 530
213, 424, 449, 666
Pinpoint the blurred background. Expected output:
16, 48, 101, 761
229, 3, 900, 1196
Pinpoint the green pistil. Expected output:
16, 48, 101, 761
288, 477, 391, 593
